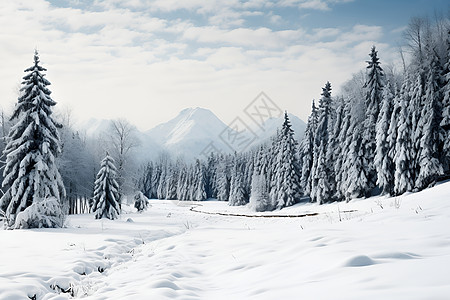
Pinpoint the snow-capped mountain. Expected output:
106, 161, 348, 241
145, 107, 230, 160
77, 108, 306, 161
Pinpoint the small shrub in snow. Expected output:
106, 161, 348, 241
13, 197, 65, 229
134, 191, 149, 212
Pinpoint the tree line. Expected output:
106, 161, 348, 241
1, 15, 449, 228
137, 16, 450, 210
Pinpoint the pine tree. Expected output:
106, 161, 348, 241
311, 82, 335, 204
272, 112, 302, 209
375, 81, 395, 195
362, 46, 385, 195
192, 159, 207, 201
229, 155, 246, 206
440, 30, 450, 173
415, 49, 444, 189
216, 155, 231, 201
165, 163, 178, 200
340, 97, 367, 200
300, 100, 318, 196
92, 153, 121, 220
392, 79, 414, 195
0, 51, 66, 229
409, 72, 425, 184
334, 98, 352, 200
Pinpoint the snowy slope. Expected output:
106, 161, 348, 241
77, 118, 112, 139
2, 181, 450, 299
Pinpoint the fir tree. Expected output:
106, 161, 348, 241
415, 49, 444, 189
300, 100, 318, 196
92, 153, 120, 220
216, 155, 231, 201
375, 81, 395, 195
0, 51, 66, 229
311, 82, 335, 204
340, 97, 367, 200
362, 46, 385, 195
229, 155, 246, 206
334, 98, 352, 200
272, 112, 302, 209
192, 159, 207, 201
440, 30, 450, 173
392, 80, 414, 195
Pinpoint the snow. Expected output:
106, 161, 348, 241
2, 181, 450, 299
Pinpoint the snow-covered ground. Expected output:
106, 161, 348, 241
2, 181, 450, 299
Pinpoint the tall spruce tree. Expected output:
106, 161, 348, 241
311, 82, 335, 204
392, 79, 414, 195
440, 30, 450, 173
375, 81, 395, 195
362, 46, 385, 195
300, 100, 318, 196
0, 51, 66, 229
229, 154, 246, 206
415, 48, 444, 189
92, 153, 121, 220
272, 112, 302, 209
250, 145, 272, 211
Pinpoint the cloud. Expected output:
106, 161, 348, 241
183, 26, 305, 49
0, 0, 394, 131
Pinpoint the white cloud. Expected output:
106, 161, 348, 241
0, 0, 395, 131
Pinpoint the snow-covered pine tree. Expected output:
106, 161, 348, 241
0, 51, 66, 229
250, 145, 273, 211
300, 100, 318, 196
340, 96, 367, 200
272, 112, 302, 209
192, 159, 207, 201
176, 163, 188, 200
157, 163, 167, 199
375, 81, 395, 195
310, 82, 335, 204
441, 30, 450, 173
92, 153, 120, 220
138, 162, 153, 199
229, 154, 247, 206
165, 163, 178, 200
415, 48, 444, 189
362, 46, 385, 195
409, 72, 425, 185
216, 154, 231, 201
392, 78, 414, 195
334, 97, 352, 200
205, 153, 218, 198
249, 174, 270, 212
150, 163, 161, 199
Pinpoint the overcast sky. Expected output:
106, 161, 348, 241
0, 0, 449, 130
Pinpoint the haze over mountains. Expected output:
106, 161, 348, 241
78, 107, 306, 161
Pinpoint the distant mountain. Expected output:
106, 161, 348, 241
77, 118, 112, 138
76, 108, 307, 162
145, 107, 230, 160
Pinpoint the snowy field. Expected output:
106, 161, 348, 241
1, 182, 450, 300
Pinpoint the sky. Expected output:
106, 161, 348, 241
0, 0, 449, 131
